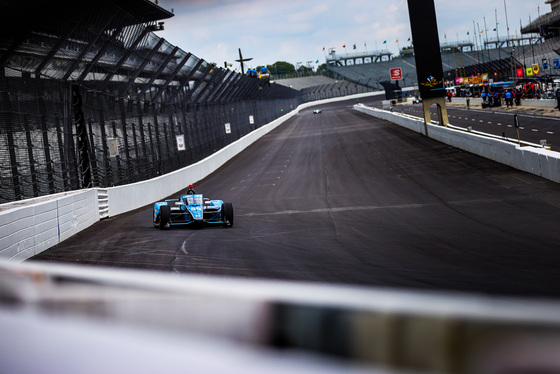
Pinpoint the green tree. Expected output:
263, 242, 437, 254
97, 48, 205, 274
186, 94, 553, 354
316, 63, 334, 78
266, 61, 296, 76
297, 65, 313, 74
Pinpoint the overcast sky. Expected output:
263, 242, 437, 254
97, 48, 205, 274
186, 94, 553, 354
158, 0, 547, 70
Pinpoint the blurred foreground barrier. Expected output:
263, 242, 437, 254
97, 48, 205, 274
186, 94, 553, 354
1, 261, 560, 374
354, 104, 560, 184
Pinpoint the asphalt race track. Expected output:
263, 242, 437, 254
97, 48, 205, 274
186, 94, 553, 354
32, 99, 560, 298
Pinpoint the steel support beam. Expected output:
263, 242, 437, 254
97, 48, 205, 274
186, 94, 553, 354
34, 18, 84, 76
62, 14, 117, 81
119, 38, 165, 97
99, 28, 150, 92
216, 74, 242, 103
207, 70, 236, 104
71, 85, 92, 188
136, 46, 179, 100
0, 65, 21, 200
187, 65, 215, 104
192, 68, 226, 105
77, 25, 125, 83
163, 57, 203, 104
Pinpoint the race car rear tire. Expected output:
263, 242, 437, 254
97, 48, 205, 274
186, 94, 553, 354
159, 205, 171, 229
222, 203, 234, 228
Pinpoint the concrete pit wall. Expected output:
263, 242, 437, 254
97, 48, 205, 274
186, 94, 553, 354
354, 104, 560, 183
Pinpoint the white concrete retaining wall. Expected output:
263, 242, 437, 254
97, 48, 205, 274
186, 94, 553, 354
0, 92, 383, 261
0, 189, 99, 261
354, 104, 560, 183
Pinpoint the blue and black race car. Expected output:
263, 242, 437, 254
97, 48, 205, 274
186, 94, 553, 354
153, 185, 233, 229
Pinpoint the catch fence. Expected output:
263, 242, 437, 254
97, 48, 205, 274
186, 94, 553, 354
0, 0, 304, 203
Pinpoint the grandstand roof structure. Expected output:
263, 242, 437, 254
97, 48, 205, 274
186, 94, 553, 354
0, 0, 292, 107
112, 0, 174, 23
1, 0, 173, 38
274, 76, 340, 90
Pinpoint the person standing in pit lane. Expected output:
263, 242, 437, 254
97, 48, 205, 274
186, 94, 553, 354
505, 90, 512, 108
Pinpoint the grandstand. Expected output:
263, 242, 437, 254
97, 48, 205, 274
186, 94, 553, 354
274, 75, 374, 102
327, 2, 560, 92
275, 75, 340, 90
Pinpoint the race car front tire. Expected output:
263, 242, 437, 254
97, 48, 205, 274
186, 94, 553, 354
222, 203, 234, 228
159, 205, 171, 229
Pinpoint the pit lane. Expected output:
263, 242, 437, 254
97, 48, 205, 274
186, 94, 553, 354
391, 101, 560, 150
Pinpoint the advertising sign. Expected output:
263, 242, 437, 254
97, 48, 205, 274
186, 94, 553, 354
108, 138, 118, 157
390, 67, 402, 80
176, 135, 185, 151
